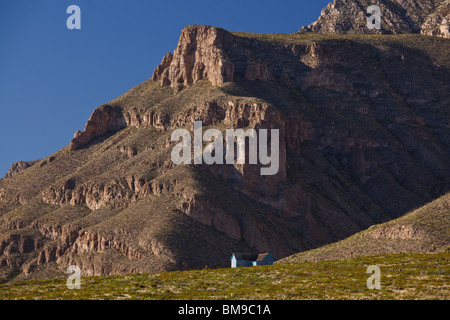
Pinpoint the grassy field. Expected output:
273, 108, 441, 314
0, 252, 448, 300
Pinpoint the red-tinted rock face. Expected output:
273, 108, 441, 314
69, 104, 126, 151
152, 25, 236, 91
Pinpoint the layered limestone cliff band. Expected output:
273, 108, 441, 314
0, 1, 449, 282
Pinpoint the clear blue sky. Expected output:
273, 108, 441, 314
0, 0, 329, 176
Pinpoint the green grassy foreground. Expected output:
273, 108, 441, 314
0, 252, 448, 300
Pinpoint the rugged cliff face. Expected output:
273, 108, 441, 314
300, 0, 449, 39
422, 0, 450, 38
0, 24, 449, 282
70, 105, 126, 151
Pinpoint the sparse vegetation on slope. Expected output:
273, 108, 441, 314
0, 252, 448, 300
278, 193, 450, 264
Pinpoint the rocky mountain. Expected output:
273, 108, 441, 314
278, 192, 450, 264
0, 21, 449, 281
299, 0, 450, 38
3, 160, 39, 179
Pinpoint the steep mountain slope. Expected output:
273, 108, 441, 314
300, 0, 449, 38
278, 192, 450, 263
0, 25, 449, 283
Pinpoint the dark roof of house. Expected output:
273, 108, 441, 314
256, 253, 271, 261
232, 253, 272, 261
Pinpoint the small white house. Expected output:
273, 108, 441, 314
230, 253, 274, 268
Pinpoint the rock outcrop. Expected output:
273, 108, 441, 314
69, 104, 127, 151
3, 160, 38, 179
152, 26, 235, 91
152, 25, 339, 91
299, 0, 449, 38
421, 0, 450, 38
